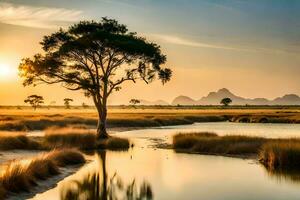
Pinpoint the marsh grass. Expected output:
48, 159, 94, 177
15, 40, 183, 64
46, 149, 86, 166
1, 107, 300, 132
44, 127, 97, 150
174, 132, 300, 171
259, 141, 300, 170
44, 127, 130, 150
173, 132, 267, 155
0, 149, 85, 197
0, 132, 40, 150
0, 112, 228, 131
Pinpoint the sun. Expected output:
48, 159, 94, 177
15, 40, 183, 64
0, 63, 16, 80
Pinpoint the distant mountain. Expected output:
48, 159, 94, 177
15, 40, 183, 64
172, 96, 196, 105
139, 99, 169, 105
171, 88, 300, 105
273, 94, 300, 105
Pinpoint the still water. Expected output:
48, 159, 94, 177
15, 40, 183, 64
30, 122, 300, 200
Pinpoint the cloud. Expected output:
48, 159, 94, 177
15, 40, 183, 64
151, 34, 245, 51
150, 34, 300, 55
0, 2, 83, 28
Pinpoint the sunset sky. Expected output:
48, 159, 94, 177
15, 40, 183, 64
0, 0, 299, 105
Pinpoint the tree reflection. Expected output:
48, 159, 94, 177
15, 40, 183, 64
60, 151, 153, 200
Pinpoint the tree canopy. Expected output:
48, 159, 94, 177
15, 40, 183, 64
63, 98, 73, 109
19, 18, 172, 138
19, 18, 171, 96
220, 97, 232, 106
24, 95, 44, 110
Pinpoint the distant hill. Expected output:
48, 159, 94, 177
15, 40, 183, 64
172, 96, 196, 105
139, 99, 169, 105
171, 88, 300, 105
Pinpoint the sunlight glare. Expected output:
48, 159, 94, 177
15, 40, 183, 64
0, 63, 15, 80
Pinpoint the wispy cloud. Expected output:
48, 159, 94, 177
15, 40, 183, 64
0, 2, 83, 28
151, 34, 245, 51
151, 34, 300, 55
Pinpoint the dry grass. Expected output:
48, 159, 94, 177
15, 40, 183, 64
46, 149, 86, 166
259, 141, 300, 170
0, 106, 300, 132
1, 107, 300, 132
173, 132, 300, 172
0, 131, 40, 150
173, 132, 267, 155
0, 149, 85, 197
44, 127, 97, 150
44, 127, 130, 150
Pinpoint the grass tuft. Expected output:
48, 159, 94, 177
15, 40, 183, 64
46, 149, 86, 166
44, 127, 130, 150
0, 149, 85, 197
259, 141, 300, 170
44, 127, 97, 150
173, 132, 267, 155
0, 131, 40, 150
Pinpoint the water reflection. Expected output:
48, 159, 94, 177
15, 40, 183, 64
263, 166, 300, 184
60, 151, 153, 200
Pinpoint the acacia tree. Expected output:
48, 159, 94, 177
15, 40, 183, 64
19, 18, 172, 139
129, 99, 140, 108
24, 95, 44, 110
64, 98, 73, 109
220, 97, 232, 106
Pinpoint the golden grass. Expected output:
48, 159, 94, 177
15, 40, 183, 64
44, 127, 130, 150
0, 149, 85, 197
173, 132, 300, 171
46, 149, 86, 166
173, 132, 268, 155
44, 127, 97, 150
1, 107, 300, 131
259, 141, 300, 170
0, 131, 40, 150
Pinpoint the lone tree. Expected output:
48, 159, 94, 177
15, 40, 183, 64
24, 95, 44, 110
64, 98, 73, 109
220, 97, 232, 106
129, 99, 140, 108
19, 18, 172, 139
82, 102, 88, 109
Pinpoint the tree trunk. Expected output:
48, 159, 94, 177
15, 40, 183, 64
96, 105, 109, 139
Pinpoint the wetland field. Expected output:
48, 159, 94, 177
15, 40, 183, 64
1, 107, 300, 199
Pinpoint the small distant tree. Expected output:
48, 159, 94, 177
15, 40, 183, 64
24, 95, 44, 110
64, 98, 73, 109
129, 99, 140, 108
220, 97, 232, 106
82, 102, 88, 109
